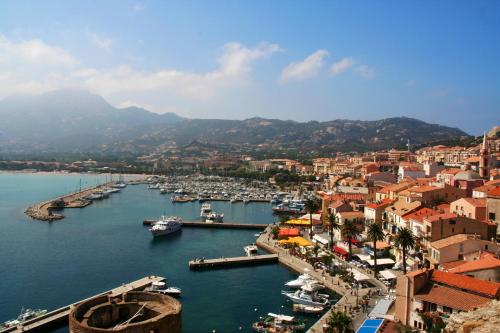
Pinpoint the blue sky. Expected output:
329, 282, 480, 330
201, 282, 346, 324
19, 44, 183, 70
0, 1, 499, 134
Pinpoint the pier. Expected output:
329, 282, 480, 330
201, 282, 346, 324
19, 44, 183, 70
24, 183, 112, 221
189, 254, 278, 270
143, 219, 268, 230
0, 276, 164, 333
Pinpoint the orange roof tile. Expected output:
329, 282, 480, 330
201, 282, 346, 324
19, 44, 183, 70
426, 213, 457, 223
487, 187, 500, 198
448, 254, 500, 274
365, 198, 394, 209
404, 207, 442, 223
440, 168, 461, 175
410, 185, 441, 193
414, 284, 491, 311
461, 197, 486, 208
431, 234, 472, 249
431, 270, 500, 297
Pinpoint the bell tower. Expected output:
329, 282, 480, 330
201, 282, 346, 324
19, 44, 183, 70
479, 132, 490, 179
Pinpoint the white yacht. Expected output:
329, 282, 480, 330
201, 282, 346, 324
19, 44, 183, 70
244, 244, 258, 256
284, 272, 313, 288
145, 281, 181, 297
205, 212, 224, 223
200, 203, 212, 218
149, 216, 182, 237
281, 290, 329, 307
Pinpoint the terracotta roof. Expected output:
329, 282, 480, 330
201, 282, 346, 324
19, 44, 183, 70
426, 213, 457, 223
441, 260, 469, 270
448, 254, 500, 274
414, 284, 491, 311
485, 179, 500, 186
329, 200, 348, 209
337, 211, 364, 219
431, 234, 473, 249
431, 270, 500, 298
410, 185, 441, 193
329, 193, 366, 201
487, 187, 500, 198
386, 200, 422, 217
365, 198, 394, 209
404, 207, 442, 223
461, 197, 486, 208
440, 168, 461, 175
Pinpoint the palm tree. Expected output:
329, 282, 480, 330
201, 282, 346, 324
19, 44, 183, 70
341, 219, 360, 261
366, 222, 385, 277
313, 244, 321, 263
327, 310, 353, 333
394, 227, 416, 274
328, 213, 341, 249
304, 197, 321, 238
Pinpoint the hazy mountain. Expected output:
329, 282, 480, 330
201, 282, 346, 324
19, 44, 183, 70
0, 90, 470, 157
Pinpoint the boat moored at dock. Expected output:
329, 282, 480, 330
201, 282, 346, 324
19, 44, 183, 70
244, 244, 258, 256
252, 313, 306, 332
149, 216, 183, 237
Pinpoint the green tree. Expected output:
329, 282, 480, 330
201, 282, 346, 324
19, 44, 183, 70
326, 310, 354, 333
271, 225, 280, 240
341, 220, 360, 261
366, 222, 385, 277
328, 213, 341, 249
419, 312, 446, 333
312, 244, 321, 263
394, 227, 416, 274
304, 197, 321, 238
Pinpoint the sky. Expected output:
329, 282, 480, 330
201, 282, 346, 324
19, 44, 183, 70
0, 1, 499, 135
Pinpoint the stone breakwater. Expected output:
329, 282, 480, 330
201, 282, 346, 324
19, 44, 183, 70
24, 183, 110, 221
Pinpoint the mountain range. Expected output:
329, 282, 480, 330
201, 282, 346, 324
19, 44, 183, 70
0, 89, 470, 158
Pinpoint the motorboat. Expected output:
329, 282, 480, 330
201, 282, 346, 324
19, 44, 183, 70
148, 183, 160, 190
205, 212, 224, 223
111, 183, 127, 189
244, 244, 258, 256
252, 313, 306, 332
1, 308, 48, 328
284, 273, 313, 288
149, 216, 183, 237
281, 290, 329, 307
300, 280, 325, 293
145, 281, 181, 297
200, 203, 212, 218
292, 304, 324, 314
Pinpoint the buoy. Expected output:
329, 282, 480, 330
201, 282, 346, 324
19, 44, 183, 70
254, 308, 258, 311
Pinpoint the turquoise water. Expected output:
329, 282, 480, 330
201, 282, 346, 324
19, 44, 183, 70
0, 173, 335, 332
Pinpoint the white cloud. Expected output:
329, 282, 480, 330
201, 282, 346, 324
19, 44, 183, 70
90, 33, 112, 50
0, 36, 281, 103
330, 57, 354, 76
353, 64, 375, 79
0, 34, 78, 67
280, 50, 329, 83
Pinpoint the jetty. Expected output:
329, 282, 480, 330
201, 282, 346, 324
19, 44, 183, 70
24, 183, 112, 221
189, 254, 278, 270
0, 275, 164, 333
143, 220, 268, 230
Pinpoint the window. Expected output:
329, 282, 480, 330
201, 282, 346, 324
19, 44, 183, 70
414, 321, 418, 328
459, 244, 464, 252
485, 244, 489, 250
489, 212, 496, 220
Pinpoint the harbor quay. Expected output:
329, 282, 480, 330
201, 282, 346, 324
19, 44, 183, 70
256, 226, 389, 332
24, 183, 114, 221
188, 254, 278, 270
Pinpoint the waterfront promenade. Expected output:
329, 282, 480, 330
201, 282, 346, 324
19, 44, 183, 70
256, 226, 388, 332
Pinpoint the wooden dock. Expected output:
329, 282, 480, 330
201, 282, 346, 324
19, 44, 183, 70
188, 254, 278, 270
0, 276, 164, 333
143, 220, 268, 230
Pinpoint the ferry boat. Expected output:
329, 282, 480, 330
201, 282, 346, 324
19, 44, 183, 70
252, 313, 306, 332
200, 203, 212, 218
281, 290, 329, 307
244, 244, 258, 256
145, 280, 181, 297
0, 308, 48, 329
149, 216, 183, 237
